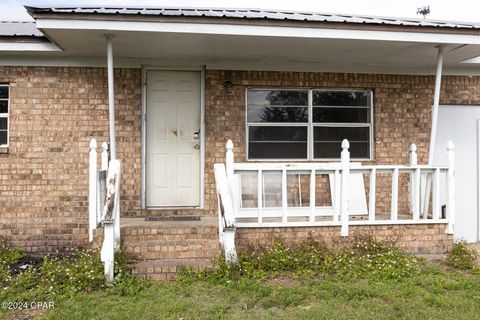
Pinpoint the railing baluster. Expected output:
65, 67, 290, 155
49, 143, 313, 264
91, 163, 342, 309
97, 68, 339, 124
219, 140, 452, 230
368, 168, 376, 222
409, 144, 417, 215
432, 168, 441, 220
101, 142, 109, 171
391, 168, 399, 221
282, 169, 287, 224
334, 169, 340, 222
257, 170, 263, 224
309, 169, 316, 223
446, 141, 455, 234
413, 168, 421, 221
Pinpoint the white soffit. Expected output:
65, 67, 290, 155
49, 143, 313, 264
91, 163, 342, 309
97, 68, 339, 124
32, 27, 480, 67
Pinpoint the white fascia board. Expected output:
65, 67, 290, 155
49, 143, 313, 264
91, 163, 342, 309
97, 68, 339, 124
35, 18, 480, 45
0, 41, 61, 52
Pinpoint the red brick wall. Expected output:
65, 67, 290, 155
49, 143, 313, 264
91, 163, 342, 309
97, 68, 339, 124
0, 67, 477, 253
0, 67, 141, 253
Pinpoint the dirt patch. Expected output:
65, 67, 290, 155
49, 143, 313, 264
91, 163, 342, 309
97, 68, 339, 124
265, 276, 301, 288
7, 308, 46, 320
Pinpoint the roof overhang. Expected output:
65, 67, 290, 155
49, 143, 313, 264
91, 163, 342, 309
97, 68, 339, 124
5, 7, 480, 74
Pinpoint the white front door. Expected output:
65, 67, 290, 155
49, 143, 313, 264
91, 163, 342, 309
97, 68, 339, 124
146, 71, 201, 207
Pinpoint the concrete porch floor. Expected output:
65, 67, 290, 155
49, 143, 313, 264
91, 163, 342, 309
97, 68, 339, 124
120, 216, 218, 227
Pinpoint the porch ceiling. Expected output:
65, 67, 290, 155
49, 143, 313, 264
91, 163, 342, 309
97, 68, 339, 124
31, 26, 480, 73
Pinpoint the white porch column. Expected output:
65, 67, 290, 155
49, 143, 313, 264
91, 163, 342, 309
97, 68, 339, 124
428, 45, 445, 165
106, 35, 116, 160
422, 45, 444, 215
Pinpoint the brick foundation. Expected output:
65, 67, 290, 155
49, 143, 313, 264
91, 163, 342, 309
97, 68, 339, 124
236, 223, 453, 254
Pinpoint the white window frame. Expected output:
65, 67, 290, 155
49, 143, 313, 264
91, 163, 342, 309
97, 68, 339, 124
246, 88, 374, 161
0, 84, 9, 147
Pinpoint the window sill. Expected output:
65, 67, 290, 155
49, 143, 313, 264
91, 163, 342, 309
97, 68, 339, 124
0, 147, 9, 154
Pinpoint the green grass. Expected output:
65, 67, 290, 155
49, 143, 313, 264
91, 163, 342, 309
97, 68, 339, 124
2, 239, 480, 319
33, 265, 480, 320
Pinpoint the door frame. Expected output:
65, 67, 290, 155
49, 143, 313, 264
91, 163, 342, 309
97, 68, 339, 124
141, 66, 206, 210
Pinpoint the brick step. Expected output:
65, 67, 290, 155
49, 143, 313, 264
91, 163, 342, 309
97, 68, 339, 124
132, 258, 218, 280
122, 232, 218, 239
123, 240, 220, 252
126, 249, 220, 261
143, 209, 208, 217
119, 217, 222, 280
122, 227, 219, 236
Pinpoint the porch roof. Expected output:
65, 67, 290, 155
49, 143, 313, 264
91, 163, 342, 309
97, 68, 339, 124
3, 6, 480, 74
0, 21, 43, 37
24, 6, 480, 30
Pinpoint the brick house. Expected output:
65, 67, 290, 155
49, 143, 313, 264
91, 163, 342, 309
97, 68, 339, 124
1, 6, 480, 279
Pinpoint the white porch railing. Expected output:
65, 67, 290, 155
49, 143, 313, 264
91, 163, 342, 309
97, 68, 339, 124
88, 138, 121, 281
214, 139, 455, 262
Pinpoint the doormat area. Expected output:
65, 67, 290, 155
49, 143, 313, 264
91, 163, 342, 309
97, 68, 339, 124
144, 216, 202, 222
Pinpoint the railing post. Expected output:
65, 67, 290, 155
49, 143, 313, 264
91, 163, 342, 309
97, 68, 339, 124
446, 141, 455, 234
114, 162, 121, 250
213, 163, 237, 263
225, 139, 234, 181
88, 138, 97, 242
340, 139, 350, 237
101, 159, 121, 282
409, 143, 417, 215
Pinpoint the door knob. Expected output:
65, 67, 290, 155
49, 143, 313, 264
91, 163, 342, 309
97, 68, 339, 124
193, 130, 200, 140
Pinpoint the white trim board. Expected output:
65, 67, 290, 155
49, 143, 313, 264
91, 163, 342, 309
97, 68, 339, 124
0, 41, 61, 52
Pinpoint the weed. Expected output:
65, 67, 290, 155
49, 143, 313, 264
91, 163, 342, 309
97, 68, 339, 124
446, 241, 477, 271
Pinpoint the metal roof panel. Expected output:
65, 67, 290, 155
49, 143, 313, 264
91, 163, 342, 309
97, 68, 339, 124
0, 21, 43, 37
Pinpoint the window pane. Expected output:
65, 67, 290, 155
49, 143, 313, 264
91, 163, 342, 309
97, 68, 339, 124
0, 131, 6, 145
247, 106, 308, 122
263, 172, 282, 207
0, 118, 7, 130
0, 100, 8, 114
239, 172, 258, 208
314, 126, 369, 141
249, 126, 308, 159
314, 142, 369, 159
314, 127, 370, 159
248, 90, 308, 106
313, 91, 369, 107
287, 173, 310, 207
0, 86, 7, 99
313, 107, 369, 123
